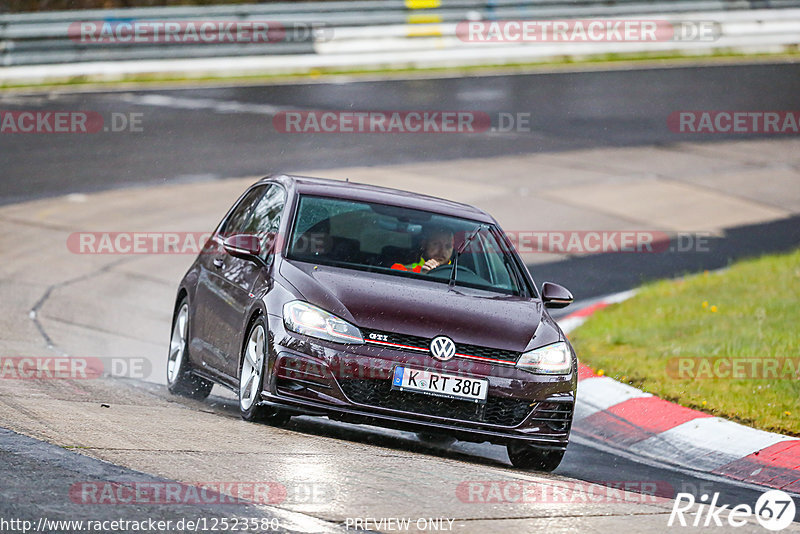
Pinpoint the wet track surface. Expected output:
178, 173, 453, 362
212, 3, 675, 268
2, 61, 800, 531
537, 214, 800, 300
1, 61, 800, 204
3, 377, 796, 530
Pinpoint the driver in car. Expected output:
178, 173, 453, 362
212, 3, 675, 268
391, 226, 454, 274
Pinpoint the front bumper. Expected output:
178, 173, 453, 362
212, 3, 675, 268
262, 314, 576, 448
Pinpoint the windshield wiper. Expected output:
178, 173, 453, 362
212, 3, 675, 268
448, 224, 488, 290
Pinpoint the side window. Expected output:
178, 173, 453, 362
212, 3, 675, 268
219, 186, 266, 238
242, 185, 287, 259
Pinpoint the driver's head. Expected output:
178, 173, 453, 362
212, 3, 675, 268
304, 218, 332, 255
421, 226, 454, 264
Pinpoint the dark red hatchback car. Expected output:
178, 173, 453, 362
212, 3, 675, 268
167, 174, 577, 471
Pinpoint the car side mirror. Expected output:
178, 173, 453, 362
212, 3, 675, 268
541, 282, 573, 309
222, 234, 261, 259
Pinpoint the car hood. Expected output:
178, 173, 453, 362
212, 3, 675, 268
279, 260, 542, 352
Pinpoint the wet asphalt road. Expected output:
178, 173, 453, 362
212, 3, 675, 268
2, 62, 799, 303
2, 61, 799, 530
5, 386, 797, 530
1, 61, 799, 205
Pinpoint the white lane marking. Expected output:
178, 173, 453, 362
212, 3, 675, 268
65, 193, 88, 203
116, 93, 300, 115
574, 376, 652, 420
456, 88, 505, 101
628, 417, 800, 472
604, 289, 637, 305
0, 94, 70, 105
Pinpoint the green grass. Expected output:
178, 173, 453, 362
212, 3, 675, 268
569, 249, 800, 436
2, 49, 799, 90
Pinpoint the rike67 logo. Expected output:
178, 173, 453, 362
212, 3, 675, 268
669, 490, 796, 531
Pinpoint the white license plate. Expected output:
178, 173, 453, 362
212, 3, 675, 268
391, 366, 488, 403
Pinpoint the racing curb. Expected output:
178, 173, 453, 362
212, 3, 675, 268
560, 292, 800, 493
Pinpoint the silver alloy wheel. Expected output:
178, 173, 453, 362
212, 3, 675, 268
240, 324, 265, 411
167, 303, 189, 384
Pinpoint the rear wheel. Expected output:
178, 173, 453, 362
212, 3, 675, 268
507, 443, 565, 472
167, 300, 213, 399
239, 318, 290, 426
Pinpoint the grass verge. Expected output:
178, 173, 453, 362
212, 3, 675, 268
569, 248, 800, 436
1, 49, 799, 90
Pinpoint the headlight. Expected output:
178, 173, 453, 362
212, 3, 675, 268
283, 301, 364, 345
516, 341, 572, 375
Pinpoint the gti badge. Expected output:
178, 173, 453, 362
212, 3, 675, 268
430, 336, 456, 361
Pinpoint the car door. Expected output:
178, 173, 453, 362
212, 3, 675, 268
219, 184, 287, 377
192, 185, 267, 376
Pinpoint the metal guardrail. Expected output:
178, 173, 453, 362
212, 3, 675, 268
2, 0, 800, 66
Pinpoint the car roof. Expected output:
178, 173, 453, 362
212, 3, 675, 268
262, 174, 496, 224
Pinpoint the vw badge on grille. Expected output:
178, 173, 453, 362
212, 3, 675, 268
430, 336, 456, 361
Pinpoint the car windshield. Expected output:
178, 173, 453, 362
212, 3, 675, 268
286, 194, 528, 296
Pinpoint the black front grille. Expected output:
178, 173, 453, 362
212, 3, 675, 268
529, 402, 574, 432
338, 379, 532, 427
458, 342, 519, 363
362, 328, 519, 364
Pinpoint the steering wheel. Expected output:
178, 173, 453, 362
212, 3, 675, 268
426, 264, 478, 278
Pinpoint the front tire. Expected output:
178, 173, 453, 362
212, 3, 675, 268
239, 318, 290, 426
167, 299, 213, 400
507, 443, 565, 472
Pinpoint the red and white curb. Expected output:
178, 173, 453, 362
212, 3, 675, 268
559, 291, 800, 493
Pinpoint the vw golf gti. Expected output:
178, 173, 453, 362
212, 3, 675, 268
167, 174, 577, 471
